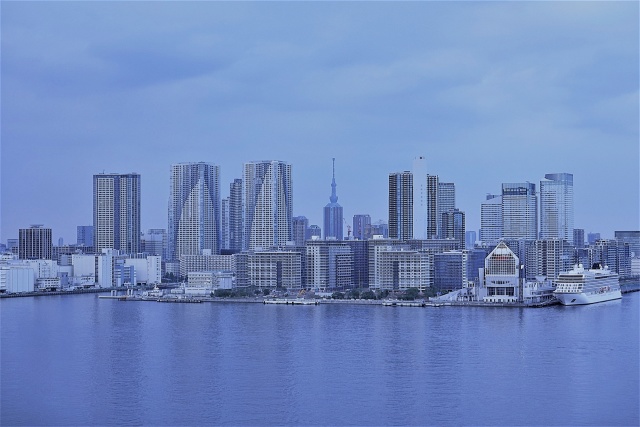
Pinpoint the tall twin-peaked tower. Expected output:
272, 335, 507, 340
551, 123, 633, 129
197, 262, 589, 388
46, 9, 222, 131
323, 158, 343, 240
168, 163, 220, 260
243, 160, 293, 250
93, 173, 141, 254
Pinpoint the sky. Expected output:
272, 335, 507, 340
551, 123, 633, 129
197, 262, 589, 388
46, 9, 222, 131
1, 1, 638, 244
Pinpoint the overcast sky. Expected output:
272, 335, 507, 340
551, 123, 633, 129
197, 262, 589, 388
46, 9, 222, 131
2, 1, 638, 243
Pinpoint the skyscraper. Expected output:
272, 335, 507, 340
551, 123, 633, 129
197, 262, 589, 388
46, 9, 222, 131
437, 182, 455, 238
93, 173, 141, 254
502, 182, 537, 240
168, 163, 220, 260
243, 160, 293, 250
442, 208, 465, 249
228, 179, 243, 252
480, 194, 503, 247
389, 171, 413, 240
412, 156, 428, 239
353, 214, 371, 240
540, 173, 574, 244
221, 197, 231, 251
19, 225, 52, 260
77, 225, 94, 248
426, 175, 439, 239
323, 158, 343, 240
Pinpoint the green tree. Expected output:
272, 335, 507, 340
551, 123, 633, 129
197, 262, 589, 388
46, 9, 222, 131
332, 292, 345, 299
361, 290, 376, 300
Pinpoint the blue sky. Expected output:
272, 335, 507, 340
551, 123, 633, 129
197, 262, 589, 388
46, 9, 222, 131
2, 1, 638, 243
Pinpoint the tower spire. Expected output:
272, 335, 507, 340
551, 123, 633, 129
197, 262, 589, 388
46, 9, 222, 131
330, 158, 338, 203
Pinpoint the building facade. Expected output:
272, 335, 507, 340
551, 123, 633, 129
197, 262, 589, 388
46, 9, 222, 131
18, 225, 52, 260
353, 214, 371, 240
502, 183, 537, 241
243, 161, 293, 250
93, 173, 141, 254
168, 163, 220, 260
412, 156, 428, 239
441, 209, 465, 250
480, 194, 503, 247
389, 171, 413, 240
76, 225, 94, 248
540, 173, 574, 244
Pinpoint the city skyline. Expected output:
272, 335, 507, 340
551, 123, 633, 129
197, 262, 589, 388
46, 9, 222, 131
2, 2, 638, 242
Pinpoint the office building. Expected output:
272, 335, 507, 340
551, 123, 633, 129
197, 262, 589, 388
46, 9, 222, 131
307, 225, 322, 240
413, 156, 428, 239
141, 229, 167, 259
77, 225, 94, 248
247, 250, 302, 290
353, 214, 371, 240
433, 251, 467, 293
441, 209, 465, 250
389, 171, 413, 240
293, 216, 309, 247
437, 182, 456, 238
243, 160, 293, 250
502, 182, 537, 240
614, 231, 640, 257
587, 232, 601, 245
93, 173, 141, 254
480, 194, 502, 247
573, 228, 585, 249
465, 231, 477, 249
18, 225, 52, 260
540, 173, 574, 244
370, 221, 389, 238
323, 158, 343, 240
168, 163, 220, 260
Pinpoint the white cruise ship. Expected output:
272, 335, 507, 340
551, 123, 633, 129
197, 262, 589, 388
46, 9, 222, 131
554, 264, 621, 306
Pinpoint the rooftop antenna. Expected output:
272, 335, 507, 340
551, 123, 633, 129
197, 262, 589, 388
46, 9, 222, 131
330, 158, 338, 203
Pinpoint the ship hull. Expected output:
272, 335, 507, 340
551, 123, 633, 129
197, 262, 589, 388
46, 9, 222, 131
555, 290, 622, 306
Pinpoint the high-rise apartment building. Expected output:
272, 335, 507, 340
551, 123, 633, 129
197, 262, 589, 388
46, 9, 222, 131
502, 183, 537, 240
168, 163, 220, 260
93, 173, 141, 254
142, 229, 167, 259
480, 194, 503, 247
426, 175, 439, 239
307, 225, 322, 240
540, 173, 574, 244
413, 156, 428, 239
323, 158, 343, 240
228, 179, 243, 252
19, 225, 52, 260
221, 197, 230, 251
353, 214, 371, 240
437, 182, 455, 238
243, 160, 293, 250
388, 171, 413, 240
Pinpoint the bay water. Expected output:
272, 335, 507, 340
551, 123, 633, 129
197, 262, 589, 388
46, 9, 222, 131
2, 292, 638, 426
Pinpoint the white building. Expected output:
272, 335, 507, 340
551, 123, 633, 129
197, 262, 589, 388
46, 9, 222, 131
179, 254, 234, 278
247, 250, 301, 290
0, 265, 35, 293
479, 241, 520, 303
306, 240, 352, 290
124, 256, 161, 285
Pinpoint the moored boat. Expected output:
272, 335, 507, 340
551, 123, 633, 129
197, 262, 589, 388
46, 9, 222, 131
554, 264, 621, 306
